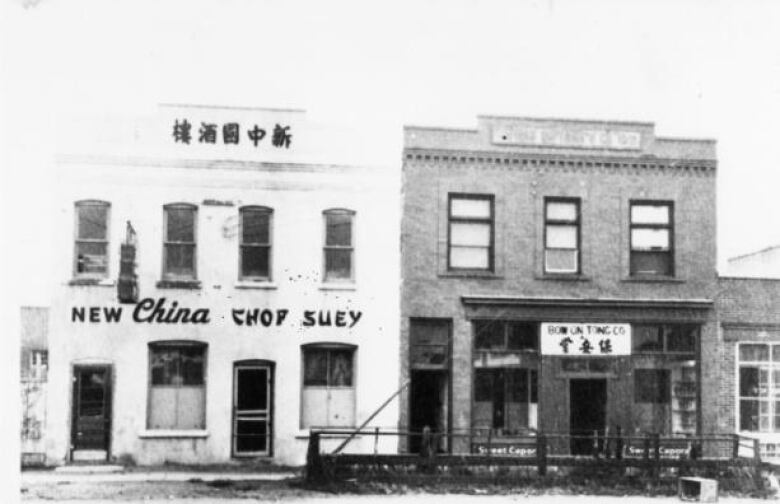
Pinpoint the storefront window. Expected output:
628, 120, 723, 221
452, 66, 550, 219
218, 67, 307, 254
147, 341, 207, 430
738, 343, 780, 433
472, 320, 538, 436
301, 344, 356, 428
631, 324, 698, 435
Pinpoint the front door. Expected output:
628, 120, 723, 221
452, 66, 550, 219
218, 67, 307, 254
232, 362, 273, 457
409, 370, 449, 453
569, 378, 606, 455
71, 365, 111, 460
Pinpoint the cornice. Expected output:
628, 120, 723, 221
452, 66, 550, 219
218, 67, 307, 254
461, 295, 714, 310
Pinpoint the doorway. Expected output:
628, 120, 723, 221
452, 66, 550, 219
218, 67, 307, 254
569, 378, 607, 455
232, 361, 273, 457
70, 365, 112, 461
409, 369, 449, 453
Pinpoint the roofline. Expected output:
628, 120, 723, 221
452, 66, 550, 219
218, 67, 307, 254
656, 136, 717, 144
461, 295, 713, 309
727, 244, 780, 262
159, 103, 307, 113
404, 125, 479, 133
476, 114, 655, 127
718, 275, 780, 282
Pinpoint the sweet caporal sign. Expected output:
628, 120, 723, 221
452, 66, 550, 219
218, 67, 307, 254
540, 323, 631, 356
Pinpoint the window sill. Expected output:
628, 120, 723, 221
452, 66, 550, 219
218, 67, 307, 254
138, 429, 209, 439
621, 276, 684, 284
69, 278, 116, 287
438, 270, 502, 279
156, 280, 202, 290
319, 283, 357, 291
234, 281, 278, 290
535, 274, 591, 282
295, 430, 360, 440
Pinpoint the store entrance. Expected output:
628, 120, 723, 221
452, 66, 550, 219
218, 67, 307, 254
70, 365, 112, 461
569, 378, 606, 455
232, 361, 273, 457
409, 370, 449, 453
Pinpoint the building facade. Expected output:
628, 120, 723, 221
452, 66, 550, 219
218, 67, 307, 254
726, 245, 780, 279
44, 105, 399, 466
400, 116, 719, 455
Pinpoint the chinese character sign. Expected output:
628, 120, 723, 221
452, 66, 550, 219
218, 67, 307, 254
171, 119, 293, 149
540, 323, 631, 356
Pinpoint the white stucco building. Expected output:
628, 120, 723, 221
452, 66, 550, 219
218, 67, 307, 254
44, 105, 400, 466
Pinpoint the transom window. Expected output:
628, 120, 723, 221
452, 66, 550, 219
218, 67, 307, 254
448, 194, 494, 271
630, 201, 673, 276
74, 200, 110, 278
240, 206, 272, 281
544, 198, 580, 274
632, 325, 697, 354
323, 209, 355, 282
738, 343, 780, 433
163, 203, 197, 280
473, 320, 538, 351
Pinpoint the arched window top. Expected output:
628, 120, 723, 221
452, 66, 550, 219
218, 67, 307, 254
301, 342, 357, 351
75, 199, 111, 207
240, 205, 273, 213
148, 340, 207, 349
163, 202, 197, 210
323, 208, 355, 216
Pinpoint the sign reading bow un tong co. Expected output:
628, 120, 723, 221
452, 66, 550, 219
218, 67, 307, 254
540, 323, 631, 356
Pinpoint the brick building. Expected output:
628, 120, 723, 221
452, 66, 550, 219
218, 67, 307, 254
400, 115, 718, 455
717, 277, 780, 460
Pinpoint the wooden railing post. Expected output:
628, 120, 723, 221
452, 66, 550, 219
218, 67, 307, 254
615, 425, 623, 460
592, 429, 600, 459
754, 438, 762, 463
732, 434, 740, 460
373, 426, 379, 455
306, 431, 324, 483
537, 433, 547, 477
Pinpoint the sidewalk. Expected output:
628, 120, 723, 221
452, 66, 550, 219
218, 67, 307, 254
22, 465, 300, 484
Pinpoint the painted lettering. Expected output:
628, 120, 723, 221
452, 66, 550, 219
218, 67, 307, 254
302, 310, 316, 327
72, 307, 85, 322
335, 311, 347, 327
349, 310, 362, 328
104, 306, 123, 323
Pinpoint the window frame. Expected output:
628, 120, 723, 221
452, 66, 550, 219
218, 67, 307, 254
447, 193, 495, 272
238, 205, 273, 282
146, 340, 208, 431
736, 342, 780, 434
543, 197, 581, 274
300, 343, 357, 429
322, 208, 356, 283
73, 200, 111, 279
162, 203, 198, 281
629, 200, 674, 277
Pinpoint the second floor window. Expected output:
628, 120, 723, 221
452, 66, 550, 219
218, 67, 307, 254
448, 194, 493, 271
240, 206, 272, 281
163, 204, 197, 280
323, 209, 355, 282
74, 200, 110, 278
544, 198, 580, 274
630, 201, 673, 276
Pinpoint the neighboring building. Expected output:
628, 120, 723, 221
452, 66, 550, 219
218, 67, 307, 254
21, 306, 49, 466
44, 105, 399, 466
726, 245, 780, 279
400, 116, 718, 455
718, 276, 780, 461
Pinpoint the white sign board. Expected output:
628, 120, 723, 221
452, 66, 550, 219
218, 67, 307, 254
492, 126, 642, 150
540, 323, 631, 356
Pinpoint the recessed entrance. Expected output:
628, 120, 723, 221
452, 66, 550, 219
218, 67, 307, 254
232, 361, 273, 457
409, 369, 449, 453
569, 378, 606, 455
71, 365, 111, 461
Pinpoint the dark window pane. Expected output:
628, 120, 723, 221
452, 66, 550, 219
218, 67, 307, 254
236, 420, 267, 452
507, 369, 528, 403
474, 369, 494, 402
304, 350, 328, 386
325, 249, 352, 279
474, 320, 504, 350
740, 400, 760, 431
165, 244, 195, 276
329, 350, 353, 386
236, 368, 268, 411
166, 207, 195, 242
76, 242, 108, 273
507, 323, 537, 350
77, 203, 108, 240
635, 369, 670, 403
150, 348, 178, 385
630, 251, 672, 275
530, 370, 538, 403
325, 213, 352, 246
410, 320, 450, 345
180, 347, 204, 385
242, 209, 270, 244
667, 326, 697, 353
241, 246, 269, 278
740, 344, 769, 361
740, 367, 762, 397
633, 325, 663, 352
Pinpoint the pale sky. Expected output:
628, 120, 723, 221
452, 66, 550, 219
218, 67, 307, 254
2, 0, 780, 300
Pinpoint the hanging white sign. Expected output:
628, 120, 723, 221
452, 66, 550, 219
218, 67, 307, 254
540, 323, 631, 356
